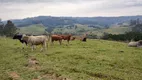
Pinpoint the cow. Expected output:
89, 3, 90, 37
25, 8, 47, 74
51, 35, 62, 45
128, 40, 142, 47
81, 33, 87, 42
70, 35, 87, 42
81, 37, 87, 42
21, 34, 49, 51
58, 34, 72, 44
13, 34, 28, 49
71, 36, 76, 41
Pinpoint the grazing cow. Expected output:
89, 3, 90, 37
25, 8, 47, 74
79, 34, 87, 42
13, 34, 27, 49
21, 35, 49, 51
81, 37, 87, 42
51, 35, 62, 45
128, 40, 142, 47
58, 34, 72, 44
71, 36, 76, 41
70, 35, 87, 42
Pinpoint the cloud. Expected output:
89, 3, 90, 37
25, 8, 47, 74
0, 0, 100, 3
0, 0, 142, 20
78, 0, 142, 15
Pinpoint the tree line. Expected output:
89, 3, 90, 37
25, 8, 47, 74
101, 18, 142, 41
0, 20, 17, 37
101, 32, 142, 41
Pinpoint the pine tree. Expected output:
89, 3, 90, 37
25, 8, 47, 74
3, 20, 17, 37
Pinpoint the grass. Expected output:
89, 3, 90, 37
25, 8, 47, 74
19, 24, 131, 37
104, 27, 131, 34
0, 37, 142, 80
52, 24, 131, 37
92, 27, 132, 36
19, 24, 46, 35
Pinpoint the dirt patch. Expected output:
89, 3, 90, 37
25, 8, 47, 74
28, 57, 39, 67
8, 72, 20, 80
32, 79, 40, 80
85, 71, 124, 80
26, 57, 70, 80
40, 73, 71, 80
25, 57, 40, 71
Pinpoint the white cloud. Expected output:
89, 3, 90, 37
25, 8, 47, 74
0, 0, 142, 20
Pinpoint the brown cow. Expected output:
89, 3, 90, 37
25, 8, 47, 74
51, 35, 62, 45
58, 34, 72, 44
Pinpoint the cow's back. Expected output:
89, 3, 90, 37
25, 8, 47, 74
128, 42, 138, 47
27, 35, 47, 45
51, 35, 62, 40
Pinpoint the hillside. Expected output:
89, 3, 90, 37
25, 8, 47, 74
19, 23, 131, 37
92, 27, 132, 36
0, 37, 142, 80
19, 24, 47, 35
6, 15, 142, 28
2, 15, 141, 36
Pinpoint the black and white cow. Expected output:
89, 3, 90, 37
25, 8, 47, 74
13, 34, 27, 49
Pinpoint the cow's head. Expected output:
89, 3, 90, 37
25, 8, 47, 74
13, 34, 22, 39
138, 40, 142, 45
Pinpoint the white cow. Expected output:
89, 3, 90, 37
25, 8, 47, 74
128, 40, 142, 47
22, 34, 49, 51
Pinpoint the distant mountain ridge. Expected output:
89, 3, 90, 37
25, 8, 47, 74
4, 15, 142, 28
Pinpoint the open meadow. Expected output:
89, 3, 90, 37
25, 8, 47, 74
0, 37, 142, 80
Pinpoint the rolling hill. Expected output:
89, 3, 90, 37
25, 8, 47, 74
92, 27, 132, 36
4, 15, 142, 28
19, 23, 131, 37
2, 15, 140, 36
19, 24, 47, 35
0, 37, 142, 80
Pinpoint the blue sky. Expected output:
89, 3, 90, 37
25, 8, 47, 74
0, 0, 142, 20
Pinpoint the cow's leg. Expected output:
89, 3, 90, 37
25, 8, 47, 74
31, 45, 34, 51
33, 45, 36, 49
40, 42, 46, 51
40, 44, 44, 52
59, 40, 62, 45
67, 40, 69, 44
22, 43, 25, 49
51, 40, 54, 45
40, 47, 43, 51
44, 41, 47, 50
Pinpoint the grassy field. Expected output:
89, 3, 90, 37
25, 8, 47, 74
92, 27, 131, 36
103, 27, 131, 34
19, 24, 46, 35
19, 24, 131, 37
0, 37, 142, 80
52, 24, 131, 37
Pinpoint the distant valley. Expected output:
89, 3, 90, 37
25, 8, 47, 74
2, 15, 142, 36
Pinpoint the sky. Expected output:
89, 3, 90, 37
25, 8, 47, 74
0, 0, 142, 20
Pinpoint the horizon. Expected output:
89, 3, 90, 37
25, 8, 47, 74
1, 15, 142, 21
1, 0, 142, 20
